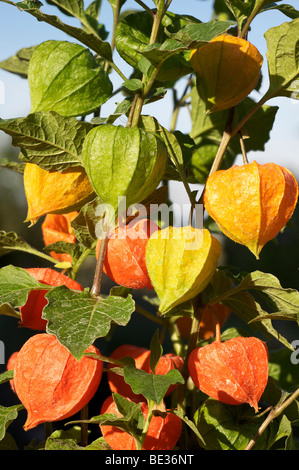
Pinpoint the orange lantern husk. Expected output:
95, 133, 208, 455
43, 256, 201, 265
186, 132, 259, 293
203, 161, 298, 258
19, 268, 83, 330
190, 34, 263, 113
42, 212, 78, 263
14, 334, 103, 430
24, 163, 95, 225
188, 336, 269, 412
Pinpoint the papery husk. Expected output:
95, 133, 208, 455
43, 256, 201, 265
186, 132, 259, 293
176, 303, 231, 340
19, 268, 83, 330
42, 212, 78, 263
24, 163, 95, 225
190, 34, 263, 113
146, 226, 222, 314
96, 218, 160, 289
188, 336, 269, 412
14, 333, 103, 430
203, 161, 299, 258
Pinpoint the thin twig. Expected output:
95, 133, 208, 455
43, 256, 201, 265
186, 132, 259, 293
239, 131, 249, 164
245, 386, 299, 450
90, 226, 110, 297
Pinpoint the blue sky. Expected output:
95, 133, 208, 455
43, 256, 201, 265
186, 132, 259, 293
0, 0, 298, 192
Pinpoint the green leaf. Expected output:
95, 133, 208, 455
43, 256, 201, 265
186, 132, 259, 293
190, 84, 278, 156
235, 271, 299, 322
0, 231, 56, 264
123, 366, 184, 404
71, 197, 103, 249
43, 286, 135, 359
0, 112, 92, 171
0, 433, 18, 450
139, 115, 183, 166
0, 45, 37, 78
269, 415, 296, 450
262, 3, 299, 20
265, 18, 299, 99
45, 0, 85, 18
28, 40, 112, 117
0, 160, 26, 173
0, 265, 45, 310
169, 19, 234, 48
0, 405, 24, 441
45, 437, 83, 450
43, 241, 84, 264
122, 78, 144, 93
149, 329, 163, 373
89, 393, 145, 438
0, 370, 13, 386
2, 0, 113, 61
268, 348, 299, 391
82, 124, 167, 212
205, 269, 298, 350
189, 87, 279, 179
115, 10, 195, 82
0, 231, 35, 257
173, 408, 206, 447
224, 0, 253, 30
107, 0, 126, 12
194, 399, 272, 450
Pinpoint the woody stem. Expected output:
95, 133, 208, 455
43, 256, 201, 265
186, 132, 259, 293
245, 386, 299, 450
90, 226, 110, 297
177, 298, 203, 413
210, 305, 221, 342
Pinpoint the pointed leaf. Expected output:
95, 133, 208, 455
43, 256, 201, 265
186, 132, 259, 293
265, 18, 299, 99
262, 4, 299, 20
0, 265, 45, 310
123, 366, 184, 404
170, 19, 234, 48
205, 269, 296, 350
0, 45, 37, 78
43, 286, 135, 359
0, 370, 14, 386
0, 112, 92, 171
0, 405, 24, 441
0, 231, 37, 257
194, 399, 272, 450
71, 197, 104, 249
236, 271, 299, 320
149, 329, 163, 373
28, 40, 112, 117
3, 0, 113, 61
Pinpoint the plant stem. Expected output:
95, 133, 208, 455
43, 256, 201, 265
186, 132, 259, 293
240, 0, 265, 39
177, 298, 203, 414
80, 404, 89, 447
239, 131, 249, 164
110, 0, 120, 53
197, 108, 235, 205
134, 0, 154, 16
130, 0, 165, 127
245, 386, 299, 450
90, 227, 109, 297
135, 303, 165, 325
139, 399, 155, 449
71, 244, 95, 280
